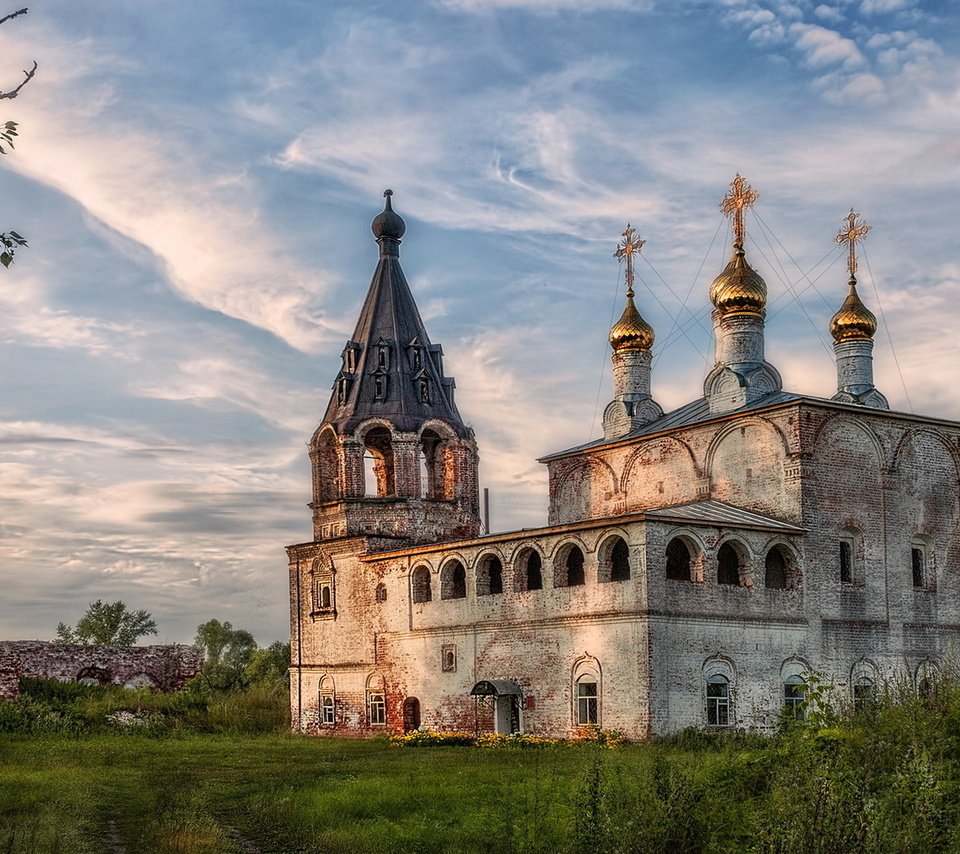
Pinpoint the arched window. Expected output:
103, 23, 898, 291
572, 656, 601, 728
411, 566, 432, 603
706, 674, 730, 727
362, 426, 394, 497
852, 676, 875, 713
419, 429, 444, 499
555, 544, 585, 588
717, 543, 742, 586
476, 555, 504, 596
319, 675, 335, 726
311, 557, 335, 616
598, 535, 630, 583
515, 549, 543, 592
366, 673, 386, 726
440, 560, 467, 600
911, 538, 927, 589
375, 583, 387, 603
783, 675, 806, 720
665, 538, 691, 581
764, 547, 787, 589
576, 677, 598, 726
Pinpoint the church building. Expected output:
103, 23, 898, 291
286, 179, 959, 739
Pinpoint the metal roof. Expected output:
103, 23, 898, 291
644, 500, 806, 533
470, 679, 523, 697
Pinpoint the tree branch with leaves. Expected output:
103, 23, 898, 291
0, 6, 35, 267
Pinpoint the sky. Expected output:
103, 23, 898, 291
0, 0, 957, 645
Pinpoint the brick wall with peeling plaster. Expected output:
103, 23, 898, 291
0, 641, 203, 699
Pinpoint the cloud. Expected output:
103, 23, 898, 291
0, 21, 339, 355
788, 22, 867, 70
436, 0, 652, 11
813, 5, 844, 22
860, 0, 914, 13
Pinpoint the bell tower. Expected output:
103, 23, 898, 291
308, 191, 481, 546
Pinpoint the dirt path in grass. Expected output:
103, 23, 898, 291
224, 825, 264, 854
105, 820, 126, 854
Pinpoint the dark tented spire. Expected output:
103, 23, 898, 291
321, 191, 470, 437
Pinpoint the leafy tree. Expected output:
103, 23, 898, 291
0, 7, 36, 267
195, 619, 257, 691
243, 641, 290, 692
56, 600, 159, 646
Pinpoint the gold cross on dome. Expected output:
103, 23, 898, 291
614, 224, 645, 296
835, 208, 871, 278
720, 173, 759, 246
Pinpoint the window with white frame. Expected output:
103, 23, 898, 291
319, 676, 335, 726
783, 675, 806, 720
368, 691, 386, 725
706, 674, 731, 727
576, 678, 598, 726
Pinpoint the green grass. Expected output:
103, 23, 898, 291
4, 676, 960, 852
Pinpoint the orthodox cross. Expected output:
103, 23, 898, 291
614, 224, 645, 297
720, 173, 759, 246
835, 208, 871, 278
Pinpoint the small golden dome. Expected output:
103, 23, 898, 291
709, 242, 767, 315
830, 276, 877, 343
609, 293, 654, 352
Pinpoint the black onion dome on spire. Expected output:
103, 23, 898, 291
371, 189, 406, 240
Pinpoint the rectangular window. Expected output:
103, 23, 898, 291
368, 692, 386, 726
321, 693, 334, 725
839, 540, 853, 584
912, 547, 925, 588
577, 681, 598, 726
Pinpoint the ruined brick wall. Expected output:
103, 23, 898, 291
0, 642, 203, 699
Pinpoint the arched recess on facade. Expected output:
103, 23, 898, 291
355, 419, 397, 498
597, 530, 632, 583
621, 436, 700, 504
760, 538, 801, 590
703, 655, 735, 727
418, 419, 459, 500
411, 564, 433, 604
811, 414, 886, 471
553, 456, 618, 522
310, 553, 336, 613
77, 666, 111, 685
513, 545, 544, 592
892, 428, 960, 479
311, 426, 341, 503
571, 654, 602, 728
716, 536, 752, 587
705, 416, 790, 495
553, 538, 588, 588
440, 555, 468, 600
664, 530, 706, 583
475, 549, 505, 596
915, 659, 940, 699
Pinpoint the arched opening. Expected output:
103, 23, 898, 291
555, 544, 585, 588
402, 697, 421, 732
717, 542, 742, 586
706, 674, 730, 727
598, 535, 630, 583
783, 675, 806, 720
76, 666, 111, 686
419, 428, 451, 500
123, 673, 156, 690
665, 537, 691, 581
515, 549, 543, 592
375, 583, 387, 603
319, 675, 335, 726
411, 566, 432, 603
575, 676, 598, 726
366, 673, 386, 727
764, 547, 787, 589
440, 560, 467, 600
852, 676, 875, 713
476, 555, 504, 596
362, 426, 395, 497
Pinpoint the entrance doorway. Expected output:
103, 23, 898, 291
402, 697, 421, 732
470, 679, 523, 735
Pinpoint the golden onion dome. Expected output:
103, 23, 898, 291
830, 276, 877, 343
709, 242, 767, 315
609, 292, 654, 352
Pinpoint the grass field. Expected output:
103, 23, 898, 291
4, 676, 960, 853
